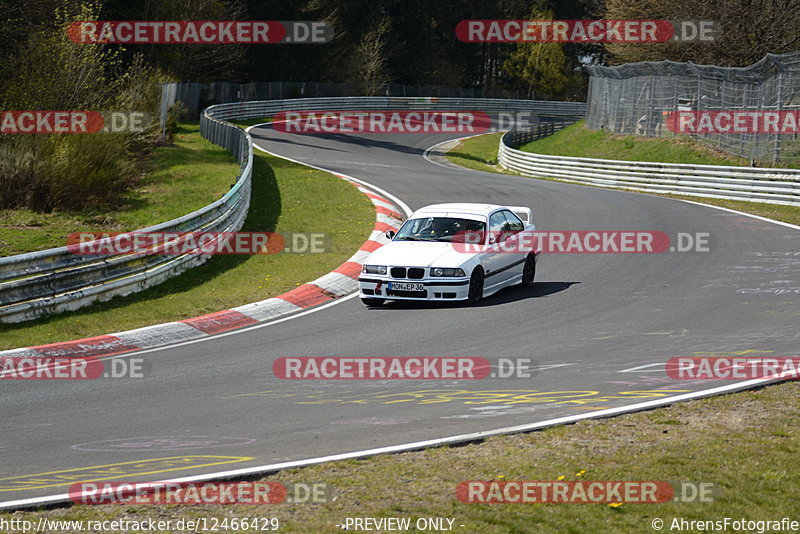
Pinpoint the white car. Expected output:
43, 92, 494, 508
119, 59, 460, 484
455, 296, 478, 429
358, 203, 540, 306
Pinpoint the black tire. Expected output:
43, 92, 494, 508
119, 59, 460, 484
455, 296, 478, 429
361, 297, 385, 307
520, 253, 537, 287
467, 267, 484, 304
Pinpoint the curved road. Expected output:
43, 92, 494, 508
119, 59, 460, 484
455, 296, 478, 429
2, 125, 798, 505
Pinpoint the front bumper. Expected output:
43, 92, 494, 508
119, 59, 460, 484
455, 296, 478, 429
358, 276, 470, 301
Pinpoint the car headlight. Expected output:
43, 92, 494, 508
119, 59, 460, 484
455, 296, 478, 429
430, 267, 466, 277
363, 265, 387, 275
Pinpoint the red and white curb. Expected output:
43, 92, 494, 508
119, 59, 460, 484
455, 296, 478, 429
0, 161, 409, 361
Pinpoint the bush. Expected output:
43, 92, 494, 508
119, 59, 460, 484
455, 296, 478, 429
0, 134, 137, 212
0, 1, 168, 213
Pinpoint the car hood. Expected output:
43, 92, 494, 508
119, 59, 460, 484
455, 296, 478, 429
367, 241, 468, 268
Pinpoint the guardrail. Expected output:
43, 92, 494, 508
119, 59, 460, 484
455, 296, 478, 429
0, 124, 253, 324
498, 126, 800, 206
502, 121, 573, 146
200, 96, 586, 123
0, 96, 584, 323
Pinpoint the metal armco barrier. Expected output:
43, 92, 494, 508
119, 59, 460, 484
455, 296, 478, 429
0, 119, 252, 324
200, 96, 586, 123
499, 127, 800, 206
502, 121, 573, 146
0, 96, 584, 323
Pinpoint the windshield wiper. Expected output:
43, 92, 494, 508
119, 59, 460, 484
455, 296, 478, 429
395, 236, 442, 242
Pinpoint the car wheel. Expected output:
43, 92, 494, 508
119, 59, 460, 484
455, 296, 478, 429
467, 266, 484, 304
520, 253, 536, 287
361, 297, 385, 307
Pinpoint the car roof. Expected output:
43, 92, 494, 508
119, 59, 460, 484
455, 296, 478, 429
411, 203, 504, 219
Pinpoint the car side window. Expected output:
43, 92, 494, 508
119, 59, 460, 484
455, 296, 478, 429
501, 211, 524, 232
488, 212, 506, 233
488, 212, 508, 243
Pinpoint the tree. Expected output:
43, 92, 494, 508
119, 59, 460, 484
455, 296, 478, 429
0, 1, 161, 212
502, 4, 570, 98
352, 17, 393, 95
2, 2, 122, 110
603, 0, 800, 66
102, 0, 247, 82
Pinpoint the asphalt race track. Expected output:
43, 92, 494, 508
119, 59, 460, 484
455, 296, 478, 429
2, 124, 799, 506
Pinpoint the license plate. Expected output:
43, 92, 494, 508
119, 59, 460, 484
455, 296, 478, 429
389, 282, 424, 291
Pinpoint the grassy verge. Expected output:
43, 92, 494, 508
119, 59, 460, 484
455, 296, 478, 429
444, 132, 504, 173
0, 136, 375, 349
5, 380, 797, 532
519, 121, 752, 166
446, 131, 800, 226
0, 124, 238, 256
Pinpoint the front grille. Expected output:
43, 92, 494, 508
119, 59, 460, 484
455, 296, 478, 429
408, 268, 425, 279
389, 267, 425, 279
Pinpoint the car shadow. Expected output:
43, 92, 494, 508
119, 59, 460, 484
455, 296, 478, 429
369, 281, 580, 310
476, 281, 580, 306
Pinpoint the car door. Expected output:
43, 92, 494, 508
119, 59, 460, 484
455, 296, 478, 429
483, 210, 517, 288
499, 210, 527, 280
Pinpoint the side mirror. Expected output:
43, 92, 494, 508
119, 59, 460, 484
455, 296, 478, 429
386, 230, 396, 240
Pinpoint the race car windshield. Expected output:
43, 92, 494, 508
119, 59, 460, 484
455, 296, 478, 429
394, 217, 486, 242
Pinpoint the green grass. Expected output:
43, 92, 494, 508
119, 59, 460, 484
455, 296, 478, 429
6, 380, 797, 532
445, 132, 504, 173
446, 129, 800, 226
519, 121, 751, 166
0, 124, 239, 256
0, 136, 375, 349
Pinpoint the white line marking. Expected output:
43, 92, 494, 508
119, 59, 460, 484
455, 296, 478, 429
666, 197, 800, 231
96, 293, 359, 361
0, 375, 785, 510
618, 363, 665, 373
422, 132, 499, 170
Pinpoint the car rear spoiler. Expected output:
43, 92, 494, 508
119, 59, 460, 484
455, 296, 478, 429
508, 206, 532, 225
